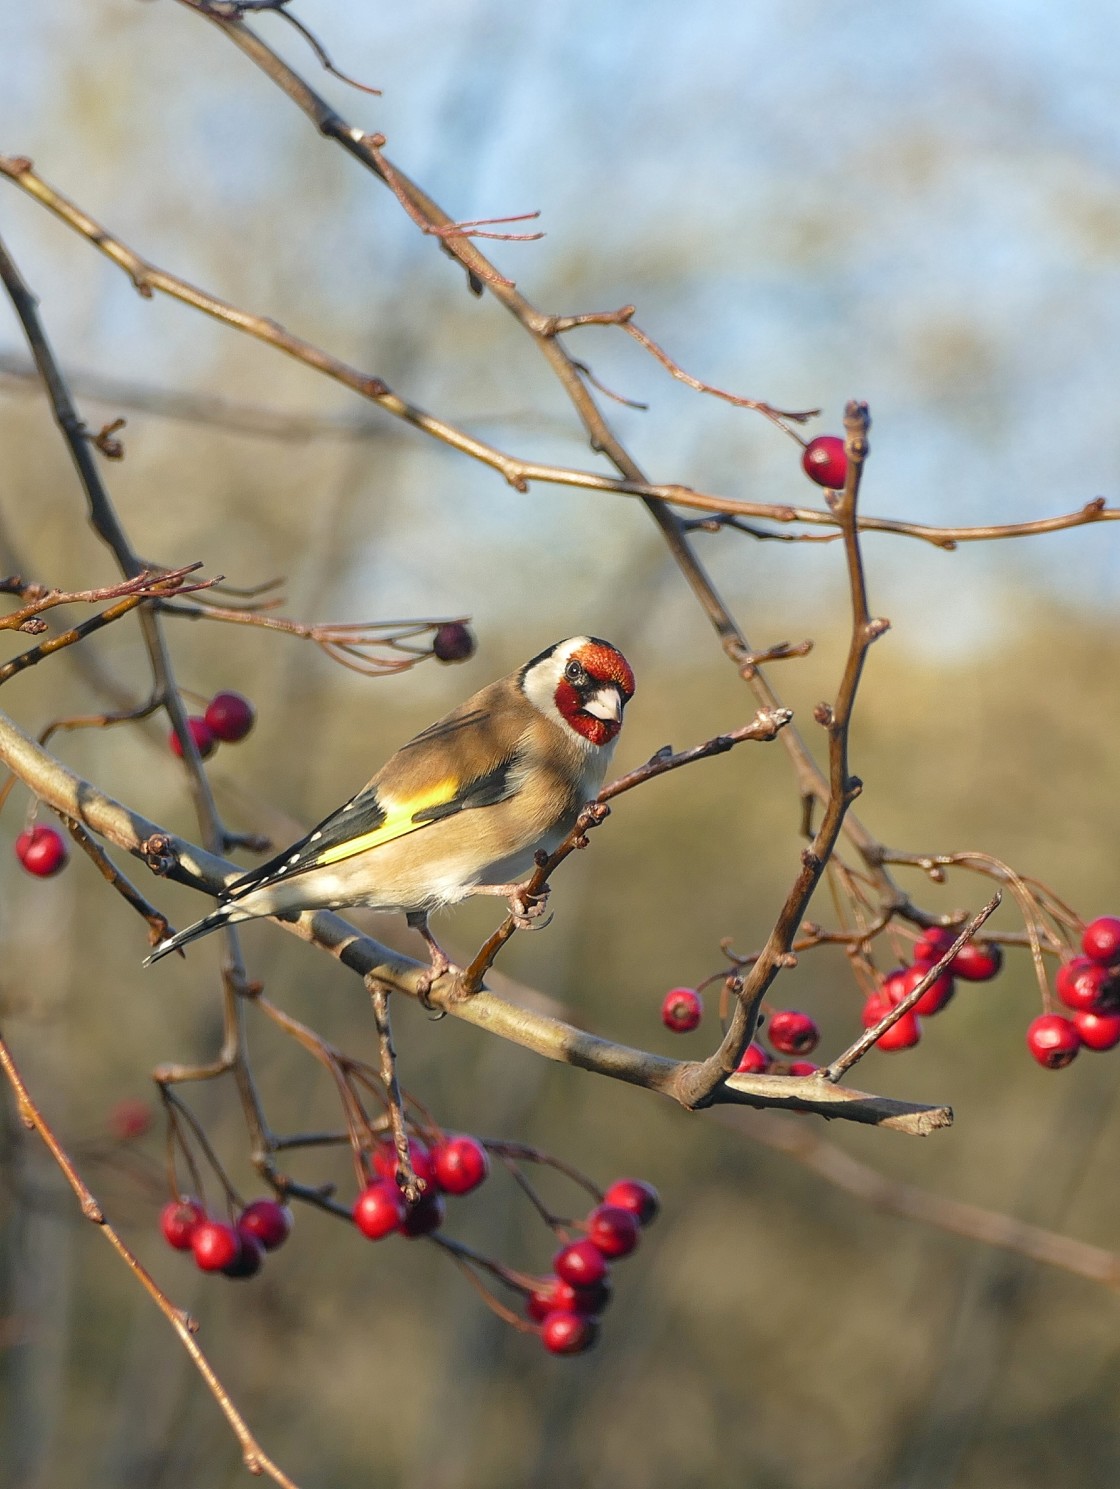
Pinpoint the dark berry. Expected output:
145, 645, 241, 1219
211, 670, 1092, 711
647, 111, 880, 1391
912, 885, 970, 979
169, 716, 216, 760
372, 1137, 436, 1191
15, 825, 68, 877
1073, 1008, 1120, 1052
432, 623, 475, 663
352, 1180, 405, 1240
554, 1239, 608, 1288
528, 1274, 613, 1321
913, 927, 957, 966
238, 1198, 292, 1251
192, 1219, 241, 1272
1082, 916, 1120, 966
661, 987, 702, 1033
1055, 958, 1115, 1013
223, 1232, 265, 1280
951, 941, 1003, 982
401, 1191, 446, 1238
603, 1178, 660, 1227
430, 1134, 490, 1195
735, 1042, 772, 1074
205, 691, 255, 743
1026, 1013, 1080, 1069
540, 1310, 599, 1355
767, 1009, 820, 1056
586, 1204, 640, 1259
160, 1197, 205, 1251
801, 435, 847, 489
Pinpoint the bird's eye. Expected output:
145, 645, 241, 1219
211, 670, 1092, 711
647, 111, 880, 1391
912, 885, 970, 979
564, 660, 583, 683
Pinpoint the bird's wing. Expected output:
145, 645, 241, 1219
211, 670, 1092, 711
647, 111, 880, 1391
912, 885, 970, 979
225, 750, 522, 901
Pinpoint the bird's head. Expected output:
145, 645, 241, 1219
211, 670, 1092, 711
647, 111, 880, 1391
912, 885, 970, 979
522, 636, 636, 747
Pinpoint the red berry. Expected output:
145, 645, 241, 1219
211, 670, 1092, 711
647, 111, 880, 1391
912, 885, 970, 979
801, 435, 847, 489
401, 1191, 446, 1238
352, 1180, 405, 1240
372, 1137, 436, 1191
951, 941, 1003, 982
603, 1178, 660, 1227
735, 1042, 772, 1074
540, 1310, 599, 1355
238, 1198, 292, 1251
1082, 916, 1120, 966
169, 716, 216, 760
661, 987, 702, 1033
160, 1197, 205, 1251
862, 993, 921, 1050
223, 1232, 265, 1280
586, 1204, 640, 1259
204, 691, 255, 743
767, 1009, 820, 1056
528, 1274, 613, 1321
432, 623, 475, 663
430, 1134, 490, 1195
108, 1098, 152, 1142
913, 927, 957, 966
15, 825, 68, 877
1026, 1013, 1080, 1069
788, 1060, 819, 1076
554, 1239, 608, 1288
888, 963, 955, 1017
192, 1219, 242, 1272
1055, 958, 1115, 1013
1072, 1008, 1120, 1052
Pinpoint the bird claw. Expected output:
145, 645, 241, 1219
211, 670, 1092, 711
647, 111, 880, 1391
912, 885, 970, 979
509, 888, 551, 931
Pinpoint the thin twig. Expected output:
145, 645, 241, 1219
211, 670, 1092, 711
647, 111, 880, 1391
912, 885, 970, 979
63, 817, 175, 947
820, 893, 1002, 1083
0, 1028, 300, 1487
366, 981, 421, 1202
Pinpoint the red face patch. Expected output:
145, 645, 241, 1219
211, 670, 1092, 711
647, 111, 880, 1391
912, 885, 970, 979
555, 680, 619, 746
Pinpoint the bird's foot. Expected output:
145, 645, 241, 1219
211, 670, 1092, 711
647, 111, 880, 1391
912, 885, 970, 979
508, 887, 552, 931
406, 912, 457, 1011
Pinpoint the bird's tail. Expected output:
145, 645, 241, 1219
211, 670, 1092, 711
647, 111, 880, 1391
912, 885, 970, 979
144, 902, 241, 966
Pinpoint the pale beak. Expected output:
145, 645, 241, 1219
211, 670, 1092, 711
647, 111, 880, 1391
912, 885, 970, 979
584, 686, 623, 724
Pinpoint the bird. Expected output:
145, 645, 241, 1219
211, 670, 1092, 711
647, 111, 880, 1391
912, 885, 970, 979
144, 636, 635, 982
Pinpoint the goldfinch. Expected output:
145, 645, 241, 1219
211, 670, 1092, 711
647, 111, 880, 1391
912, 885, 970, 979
145, 636, 635, 974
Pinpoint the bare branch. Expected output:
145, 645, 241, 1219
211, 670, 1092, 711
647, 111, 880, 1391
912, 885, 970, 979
0, 1028, 302, 1487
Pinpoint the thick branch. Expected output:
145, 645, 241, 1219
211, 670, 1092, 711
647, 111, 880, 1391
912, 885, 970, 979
0, 705, 950, 1136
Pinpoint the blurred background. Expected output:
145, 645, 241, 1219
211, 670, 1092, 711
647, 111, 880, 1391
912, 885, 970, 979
2, 1, 1120, 1485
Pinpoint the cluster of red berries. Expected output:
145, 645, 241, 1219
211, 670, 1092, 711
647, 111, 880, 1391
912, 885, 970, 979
15, 823, 69, 877
736, 1007, 822, 1076
169, 690, 255, 761
352, 1133, 490, 1242
855, 928, 1003, 1054
160, 1195, 292, 1279
1028, 917, 1120, 1069
526, 1177, 659, 1355
432, 622, 475, 663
